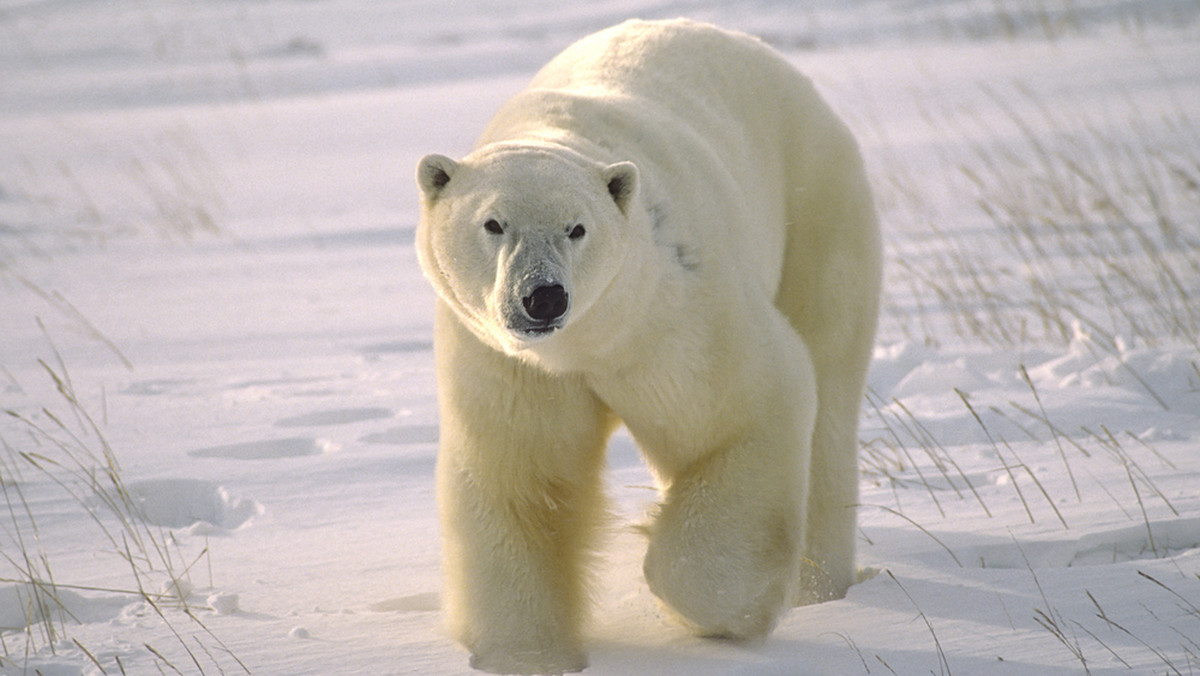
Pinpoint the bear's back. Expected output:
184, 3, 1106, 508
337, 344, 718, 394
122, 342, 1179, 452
528, 19, 812, 135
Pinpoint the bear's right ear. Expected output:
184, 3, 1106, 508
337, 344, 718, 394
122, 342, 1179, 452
416, 154, 459, 202
602, 161, 639, 215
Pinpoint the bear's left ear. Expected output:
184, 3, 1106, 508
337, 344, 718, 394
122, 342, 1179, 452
416, 154, 459, 203
602, 161, 639, 215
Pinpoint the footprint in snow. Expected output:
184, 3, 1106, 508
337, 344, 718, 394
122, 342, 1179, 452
189, 437, 336, 460
275, 407, 393, 428
119, 479, 263, 531
359, 424, 439, 446
123, 378, 195, 396
0, 583, 130, 629
368, 592, 440, 613
359, 340, 432, 357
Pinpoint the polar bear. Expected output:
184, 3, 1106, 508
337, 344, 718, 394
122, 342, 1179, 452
415, 18, 880, 674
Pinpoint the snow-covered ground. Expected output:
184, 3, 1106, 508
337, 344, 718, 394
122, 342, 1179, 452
2, 1, 1199, 674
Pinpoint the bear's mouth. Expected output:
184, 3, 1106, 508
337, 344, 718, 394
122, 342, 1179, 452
514, 321, 562, 337
504, 316, 566, 343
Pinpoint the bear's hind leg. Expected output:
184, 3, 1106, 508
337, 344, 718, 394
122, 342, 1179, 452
777, 101, 881, 604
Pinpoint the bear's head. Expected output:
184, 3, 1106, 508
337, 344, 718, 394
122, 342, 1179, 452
416, 143, 641, 359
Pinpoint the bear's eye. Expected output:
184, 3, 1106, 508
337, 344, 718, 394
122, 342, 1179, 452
568, 224, 586, 240
483, 219, 504, 235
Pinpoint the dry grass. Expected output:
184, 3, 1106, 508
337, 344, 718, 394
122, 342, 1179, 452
871, 68, 1200, 353
1, 122, 225, 258
855, 43, 1199, 670
0, 336, 246, 674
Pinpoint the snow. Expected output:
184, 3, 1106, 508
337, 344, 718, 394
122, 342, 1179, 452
2, 1, 1198, 674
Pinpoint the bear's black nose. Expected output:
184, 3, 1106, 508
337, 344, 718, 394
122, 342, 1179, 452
523, 284, 569, 322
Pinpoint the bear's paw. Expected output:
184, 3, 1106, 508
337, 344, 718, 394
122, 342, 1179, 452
468, 645, 587, 676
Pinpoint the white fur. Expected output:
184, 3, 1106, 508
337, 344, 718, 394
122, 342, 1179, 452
416, 18, 880, 674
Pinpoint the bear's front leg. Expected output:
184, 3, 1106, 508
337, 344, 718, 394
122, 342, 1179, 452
440, 462, 600, 674
435, 308, 613, 674
642, 432, 809, 641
